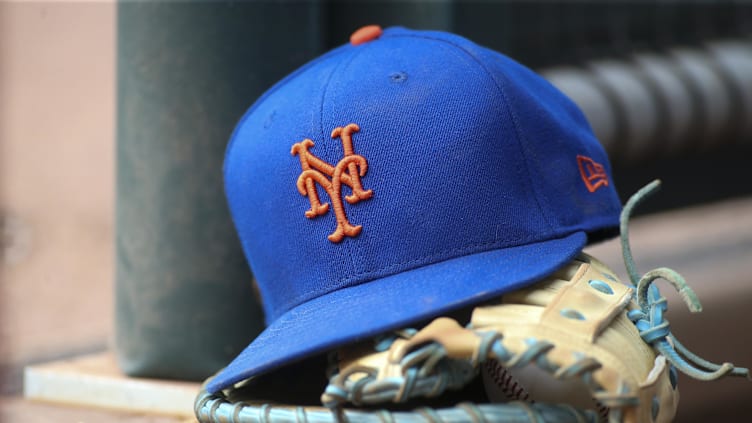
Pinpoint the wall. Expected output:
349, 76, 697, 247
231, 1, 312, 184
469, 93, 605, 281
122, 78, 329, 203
0, 1, 115, 379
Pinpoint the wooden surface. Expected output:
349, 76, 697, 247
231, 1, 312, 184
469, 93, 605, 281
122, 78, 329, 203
24, 352, 199, 418
0, 2, 114, 367
0, 396, 191, 423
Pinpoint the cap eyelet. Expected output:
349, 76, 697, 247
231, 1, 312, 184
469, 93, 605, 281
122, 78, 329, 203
390, 72, 408, 83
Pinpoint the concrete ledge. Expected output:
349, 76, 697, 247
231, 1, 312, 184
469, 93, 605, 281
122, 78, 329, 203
23, 352, 200, 418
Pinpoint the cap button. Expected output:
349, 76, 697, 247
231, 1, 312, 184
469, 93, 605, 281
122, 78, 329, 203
350, 25, 382, 46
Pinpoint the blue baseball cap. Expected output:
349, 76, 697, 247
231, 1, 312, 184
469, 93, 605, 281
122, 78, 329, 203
207, 26, 621, 393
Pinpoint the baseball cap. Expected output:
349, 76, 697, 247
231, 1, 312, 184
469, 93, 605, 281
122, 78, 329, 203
207, 26, 621, 393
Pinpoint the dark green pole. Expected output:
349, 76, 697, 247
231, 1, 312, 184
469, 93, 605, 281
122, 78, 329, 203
115, 1, 323, 380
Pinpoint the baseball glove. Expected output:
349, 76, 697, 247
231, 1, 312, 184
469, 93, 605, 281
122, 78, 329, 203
195, 181, 749, 423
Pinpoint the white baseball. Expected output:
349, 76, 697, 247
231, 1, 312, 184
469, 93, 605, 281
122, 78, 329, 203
482, 359, 609, 418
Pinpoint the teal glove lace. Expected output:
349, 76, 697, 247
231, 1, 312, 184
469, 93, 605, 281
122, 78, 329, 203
621, 180, 749, 382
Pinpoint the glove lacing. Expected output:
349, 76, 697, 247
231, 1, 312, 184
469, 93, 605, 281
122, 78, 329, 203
620, 180, 749, 382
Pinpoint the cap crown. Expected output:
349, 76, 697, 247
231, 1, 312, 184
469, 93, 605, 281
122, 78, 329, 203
224, 27, 621, 324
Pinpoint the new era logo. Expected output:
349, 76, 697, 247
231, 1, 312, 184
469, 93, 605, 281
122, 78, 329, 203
577, 155, 609, 193
291, 123, 373, 243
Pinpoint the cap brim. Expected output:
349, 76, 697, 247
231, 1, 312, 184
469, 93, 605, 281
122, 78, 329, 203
206, 231, 586, 393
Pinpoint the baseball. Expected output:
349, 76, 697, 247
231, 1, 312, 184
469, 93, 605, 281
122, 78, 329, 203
482, 359, 609, 418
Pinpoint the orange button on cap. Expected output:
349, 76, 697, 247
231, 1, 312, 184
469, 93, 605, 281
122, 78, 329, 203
350, 25, 383, 46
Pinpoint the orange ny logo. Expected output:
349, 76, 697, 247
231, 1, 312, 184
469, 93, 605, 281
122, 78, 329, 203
291, 123, 373, 243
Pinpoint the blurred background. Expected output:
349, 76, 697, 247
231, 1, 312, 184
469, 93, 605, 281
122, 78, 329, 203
1, 1, 750, 421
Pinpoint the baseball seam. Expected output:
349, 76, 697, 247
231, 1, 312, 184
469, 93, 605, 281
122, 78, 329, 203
484, 361, 532, 403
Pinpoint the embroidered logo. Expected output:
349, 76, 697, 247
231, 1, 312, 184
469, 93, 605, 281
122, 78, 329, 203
291, 123, 373, 243
577, 155, 609, 193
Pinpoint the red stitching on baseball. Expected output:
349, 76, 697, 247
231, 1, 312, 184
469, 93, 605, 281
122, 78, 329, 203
484, 361, 532, 403
596, 399, 611, 420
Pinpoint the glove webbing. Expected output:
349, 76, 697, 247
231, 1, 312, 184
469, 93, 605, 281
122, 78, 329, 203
322, 329, 631, 410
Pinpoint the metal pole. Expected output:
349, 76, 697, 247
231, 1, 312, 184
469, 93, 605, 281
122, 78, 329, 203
115, 1, 322, 380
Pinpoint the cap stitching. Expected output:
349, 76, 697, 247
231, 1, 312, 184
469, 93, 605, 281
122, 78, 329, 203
384, 31, 555, 233
223, 44, 350, 180
317, 45, 369, 267
274, 231, 578, 320
318, 41, 380, 270
468, 52, 557, 234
